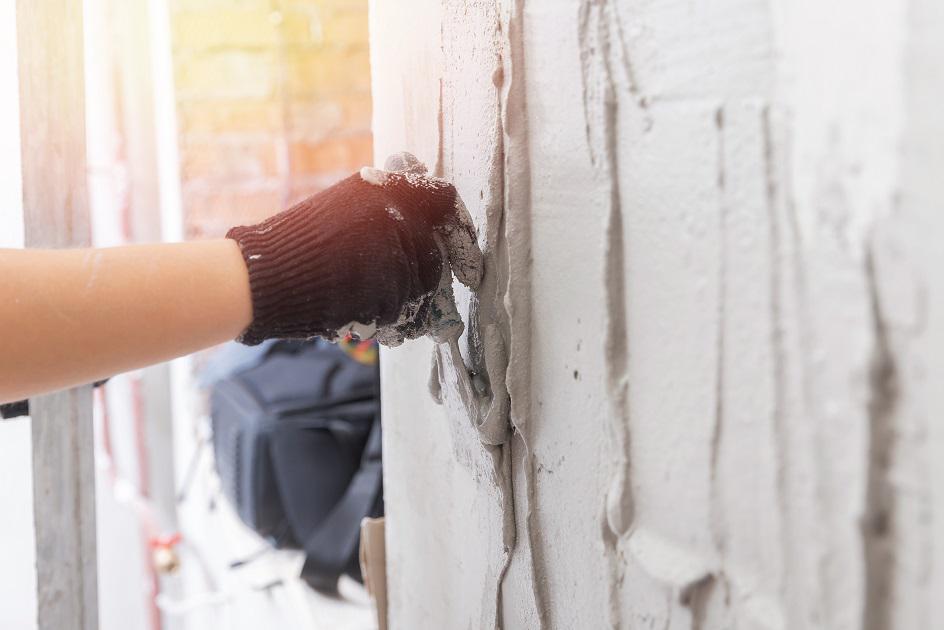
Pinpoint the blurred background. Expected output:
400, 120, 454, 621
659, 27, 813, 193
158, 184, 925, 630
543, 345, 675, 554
0, 1, 376, 629
167, 0, 372, 238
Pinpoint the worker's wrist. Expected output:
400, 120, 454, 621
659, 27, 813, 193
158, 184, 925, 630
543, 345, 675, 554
226, 217, 334, 345
220, 238, 254, 338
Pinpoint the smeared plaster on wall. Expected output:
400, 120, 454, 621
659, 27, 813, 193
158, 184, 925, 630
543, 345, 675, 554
431, 0, 550, 624
497, 0, 531, 451
472, 78, 521, 629
494, 1, 554, 626
432, 327, 511, 447
415, 0, 546, 625
577, 3, 633, 626
577, 0, 632, 542
375, 1, 944, 628
435, 18, 520, 622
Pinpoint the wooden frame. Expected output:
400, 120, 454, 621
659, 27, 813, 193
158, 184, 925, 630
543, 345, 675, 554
16, 1, 99, 628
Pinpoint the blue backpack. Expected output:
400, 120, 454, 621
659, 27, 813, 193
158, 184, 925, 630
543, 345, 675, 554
209, 339, 383, 593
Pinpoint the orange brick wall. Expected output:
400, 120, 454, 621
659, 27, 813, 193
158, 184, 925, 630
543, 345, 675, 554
170, 0, 372, 238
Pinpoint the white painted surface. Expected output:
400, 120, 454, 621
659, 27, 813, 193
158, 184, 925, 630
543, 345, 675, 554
0, 0, 24, 246
0, 422, 37, 630
373, 1, 944, 628
0, 2, 36, 629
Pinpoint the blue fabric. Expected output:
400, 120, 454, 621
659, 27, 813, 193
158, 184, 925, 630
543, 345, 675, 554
197, 340, 281, 389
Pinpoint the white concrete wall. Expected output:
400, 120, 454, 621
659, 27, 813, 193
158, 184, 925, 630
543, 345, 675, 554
371, 1, 944, 628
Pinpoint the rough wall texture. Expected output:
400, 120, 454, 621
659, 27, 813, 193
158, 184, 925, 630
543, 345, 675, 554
372, 0, 944, 628
170, 0, 372, 238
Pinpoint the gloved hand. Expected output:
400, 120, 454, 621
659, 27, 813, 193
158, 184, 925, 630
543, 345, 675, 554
226, 153, 483, 346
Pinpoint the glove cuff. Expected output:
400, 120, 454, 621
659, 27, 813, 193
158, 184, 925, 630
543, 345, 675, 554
226, 209, 334, 345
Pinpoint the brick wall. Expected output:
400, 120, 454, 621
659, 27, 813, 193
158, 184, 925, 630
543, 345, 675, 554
171, 0, 372, 238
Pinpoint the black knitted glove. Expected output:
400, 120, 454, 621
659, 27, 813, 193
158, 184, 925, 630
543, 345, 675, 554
226, 155, 482, 346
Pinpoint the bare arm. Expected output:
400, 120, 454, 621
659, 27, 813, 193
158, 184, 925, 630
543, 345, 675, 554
0, 158, 483, 405
0, 240, 252, 403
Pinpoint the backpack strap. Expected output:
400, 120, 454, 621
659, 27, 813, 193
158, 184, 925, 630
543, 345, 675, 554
1, 400, 29, 420
299, 417, 383, 587
2, 379, 110, 420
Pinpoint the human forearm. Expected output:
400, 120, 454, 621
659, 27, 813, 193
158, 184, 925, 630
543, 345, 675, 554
0, 240, 251, 403
0, 156, 483, 404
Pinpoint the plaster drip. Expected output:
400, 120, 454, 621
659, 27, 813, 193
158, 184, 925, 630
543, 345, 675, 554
862, 243, 900, 630
495, 0, 549, 625
709, 107, 727, 556
424, 7, 523, 626
482, 63, 518, 573
491, 441, 516, 628
609, 0, 651, 121
577, 3, 633, 627
763, 104, 794, 615
627, 528, 716, 597
578, 0, 633, 540
764, 105, 821, 625
702, 106, 729, 629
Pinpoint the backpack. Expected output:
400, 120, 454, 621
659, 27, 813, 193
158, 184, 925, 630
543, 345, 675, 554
209, 339, 383, 592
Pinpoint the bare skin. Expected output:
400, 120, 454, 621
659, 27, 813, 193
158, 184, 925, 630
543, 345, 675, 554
0, 240, 252, 403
